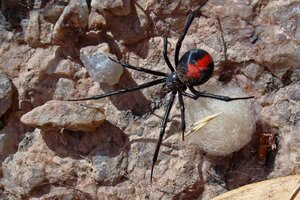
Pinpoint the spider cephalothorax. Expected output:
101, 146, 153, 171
68, 0, 253, 182
161, 72, 186, 93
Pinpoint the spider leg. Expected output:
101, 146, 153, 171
182, 87, 254, 102
67, 78, 166, 101
163, 26, 175, 72
174, 0, 208, 66
151, 91, 177, 183
109, 57, 167, 77
178, 92, 186, 140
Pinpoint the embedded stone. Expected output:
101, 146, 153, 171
52, 0, 89, 46
88, 11, 106, 30
25, 11, 41, 47
43, 1, 68, 24
80, 43, 123, 85
21, 100, 106, 132
91, 0, 131, 16
0, 70, 12, 117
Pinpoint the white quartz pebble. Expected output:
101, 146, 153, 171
80, 43, 123, 85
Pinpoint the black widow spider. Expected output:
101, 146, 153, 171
69, 0, 254, 182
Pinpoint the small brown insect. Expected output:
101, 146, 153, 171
257, 133, 276, 164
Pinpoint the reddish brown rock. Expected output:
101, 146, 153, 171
91, 0, 131, 16
25, 11, 53, 47
42, 1, 68, 24
24, 11, 41, 47
21, 100, 106, 132
52, 0, 89, 46
88, 11, 106, 30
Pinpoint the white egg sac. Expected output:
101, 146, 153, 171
185, 80, 256, 156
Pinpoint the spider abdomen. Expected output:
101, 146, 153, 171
176, 49, 214, 86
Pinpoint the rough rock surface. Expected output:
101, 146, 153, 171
91, 0, 131, 16
21, 100, 106, 132
2, 127, 128, 199
90, 0, 151, 44
0, 0, 299, 199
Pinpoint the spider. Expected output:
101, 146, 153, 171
68, 0, 253, 182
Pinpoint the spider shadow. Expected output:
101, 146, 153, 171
129, 137, 181, 151
100, 69, 152, 116
41, 121, 131, 186
41, 121, 130, 159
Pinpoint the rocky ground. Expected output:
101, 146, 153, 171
0, 0, 299, 199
